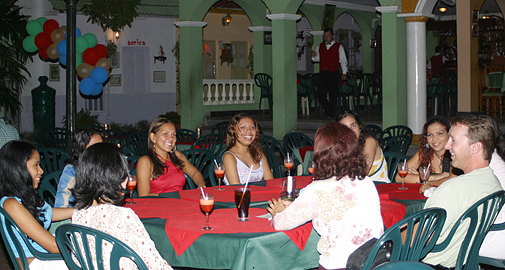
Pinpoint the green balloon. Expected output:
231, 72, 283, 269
83, 33, 98, 47
22, 36, 38, 53
26, 20, 43, 36
76, 36, 90, 54
36, 17, 47, 25
75, 53, 83, 68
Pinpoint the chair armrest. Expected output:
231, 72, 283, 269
489, 221, 505, 231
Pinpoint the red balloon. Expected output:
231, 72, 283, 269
82, 47, 99, 65
38, 48, 49, 59
34, 32, 52, 49
43, 19, 59, 34
94, 44, 108, 58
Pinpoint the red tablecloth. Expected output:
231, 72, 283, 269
376, 183, 428, 200
179, 185, 283, 202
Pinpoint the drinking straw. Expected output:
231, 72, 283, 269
238, 165, 253, 208
200, 187, 206, 199
214, 159, 219, 167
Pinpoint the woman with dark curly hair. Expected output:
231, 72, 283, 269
0, 141, 73, 269
71, 143, 172, 269
267, 123, 383, 270
337, 110, 389, 182
398, 116, 455, 190
137, 117, 205, 196
222, 113, 273, 185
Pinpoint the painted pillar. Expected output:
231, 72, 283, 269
174, 21, 207, 130
266, 13, 300, 140
248, 26, 273, 76
376, 6, 407, 128
400, 15, 428, 134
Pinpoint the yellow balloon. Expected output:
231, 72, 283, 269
77, 63, 93, 78
95, 58, 111, 70
59, 25, 67, 32
51, 29, 65, 43
47, 43, 59, 59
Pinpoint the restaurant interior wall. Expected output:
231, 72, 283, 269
17, 7, 177, 132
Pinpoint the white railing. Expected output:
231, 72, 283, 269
203, 79, 255, 106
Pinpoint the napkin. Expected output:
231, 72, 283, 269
423, 186, 437, 197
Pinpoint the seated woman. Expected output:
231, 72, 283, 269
72, 143, 172, 269
396, 116, 456, 191
267, 122, 384, 270
55, 127, 103, 207
137, 117, 205, 196
223, 113, 273, 185
0, 141, 73, 269
337, 111, 390, 182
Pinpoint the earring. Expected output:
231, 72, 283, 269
170, 145, 177, 153
426, 142, 430, 149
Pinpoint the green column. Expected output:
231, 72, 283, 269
175, 21, 207, 130
376, 5, 407, 128
266, 13, 300, 139
248, 26, 273, 76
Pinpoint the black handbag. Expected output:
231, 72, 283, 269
346, 238, 392, 270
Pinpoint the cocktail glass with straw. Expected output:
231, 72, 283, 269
284, 153, 294, 177
398, 159, 408, 190
236, 165, 253, 221
214, 159, 225, 191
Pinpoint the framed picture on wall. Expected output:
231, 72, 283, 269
322, 4, 336, 30
110, 74, 122, 86
49, 64, 60, 81
111, 52, 120, 68
153, 71, 166, 83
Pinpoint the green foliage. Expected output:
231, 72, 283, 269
61, 109, 100, 131
82, 0, 140, 31
0, 2, 32, 117
110, 120, 149, 134
159, 111, 180, 125
107, 40, 117, 56
172, 41, 180, 107
246, 45, 254, 78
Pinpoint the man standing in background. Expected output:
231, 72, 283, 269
312, 28, 348, 118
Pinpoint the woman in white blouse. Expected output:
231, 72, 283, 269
267, 122, 384, 270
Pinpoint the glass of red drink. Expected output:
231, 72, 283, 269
214, 163, 225, 191
200, 193, 214, 230
284, 156, 294, 177
398, 159, 408, 190
126, 176, 137, 204
308, 160, 315, 180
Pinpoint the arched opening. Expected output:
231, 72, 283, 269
334, 12, 363, 73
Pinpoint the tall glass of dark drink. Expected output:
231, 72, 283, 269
234, 188, 251, 221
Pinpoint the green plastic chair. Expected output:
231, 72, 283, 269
382, 135, 411, 155
0, 208, 62, 270
383, 151, 407, 183
126, 155, 140, 176
373, 261, 435, 269
361, 208, 447, 270
211, 121, 230, 139
282, 132, 313, 156
366, 124, 382, 140
430, 190, 505, 270
479, 221, 505, 268
260, 135, 286, 178
181, 149, 215, 189
37, 147, 70, 176
38, 169, 62, 207
254, 73, 273, 114
38, 127, 72, 152
176, 128, 197, 143
125, 130, 149, 157
55, 224, 148, 270
381, 125, 413, 147
192, 134, 226, 157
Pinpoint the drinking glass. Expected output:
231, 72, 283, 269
284, 157, 294, 177
200, 193, 214, 230
308, 160, 315, 180
419, 165, 431, 185
214, 163, 225, 191
397, 159, 408, 190
126, 176, 137, 204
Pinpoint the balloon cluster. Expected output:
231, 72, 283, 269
22, 17, 112, 97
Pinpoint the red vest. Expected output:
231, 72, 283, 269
319, 42, 341, 72
430, 54, 444, 76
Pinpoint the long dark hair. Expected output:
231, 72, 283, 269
336, 110, 368, 146
72, 143, 129, 209
226, 113, 263, 163
0, 141, 45, 226
147, 117, 184, 179
314, 123, 367, 180
418, 116, 451, 169
68, 127, 103, 166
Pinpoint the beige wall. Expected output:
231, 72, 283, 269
203, 13, 254, 79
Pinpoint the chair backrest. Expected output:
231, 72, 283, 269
373, 261, 435, 269
176, 129, 197, 143
366, 124, 382, 140
211, 121, 230, 139
181, 149, 215, 189
55, 224, 148, 270
383, 151, 407, 183
361, 208, 447, 270
254, 73, 273, 97
382, 135, 411, 155
0, 208, 61, 270
37, 147, 70, 176
126, 131, 149, 156
38, 169, 63, 207
488, 72, 505, 92
430, 190, 505, 270
282, 132, 313, 155
381, 125, 413, 144
192, 134, 226, 157
126, 155, 140, 176
104, 129, 126, 146
260, 135, 286, 178
38, 127, 72, 152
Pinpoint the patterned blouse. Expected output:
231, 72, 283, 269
272, 176, 384, 269
72, 204, 172, 270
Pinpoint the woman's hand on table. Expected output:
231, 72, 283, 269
267, 198, 286, 217
419, 182, 432, 194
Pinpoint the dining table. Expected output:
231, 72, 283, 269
125, 176, 427, 270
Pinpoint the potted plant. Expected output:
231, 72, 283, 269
159, 111, 181, 129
